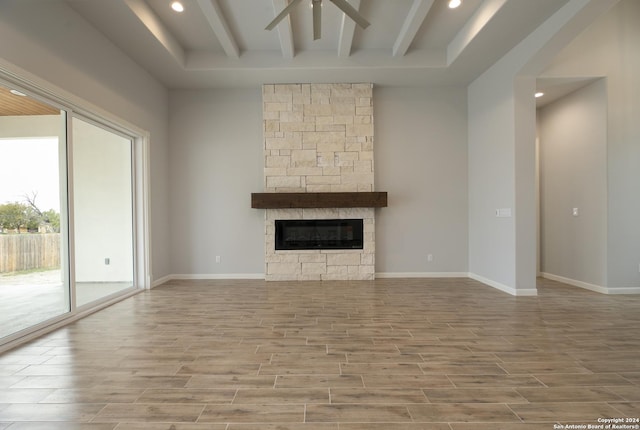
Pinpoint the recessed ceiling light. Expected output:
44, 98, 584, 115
448, 0, 462, 9
9, 89, 27, 97
171, 1, 184, 12
535, 92, 544, 98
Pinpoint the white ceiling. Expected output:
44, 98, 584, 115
65, 0, 571, 89
535, 77, 602, 108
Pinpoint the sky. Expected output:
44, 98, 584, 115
0, 137, 61, 212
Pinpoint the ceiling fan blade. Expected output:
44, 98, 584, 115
312, 0, 322, 40
265, 0, 303, 30
330, 0, 370, 29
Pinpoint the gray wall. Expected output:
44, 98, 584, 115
467, 0, 615, 295
538, 80, 608, 287
540, 0, 640, 291
468, 72, 518, 291
374, 86, 468, 275
168, 86, 469, 277
3, 0, 631, 289
0, 0, 171, 283
168, 89, 265, 276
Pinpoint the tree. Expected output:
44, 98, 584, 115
0, 194, 61, 233
0, 202, 28, 233
23, 205, 41, 232
22, 191, 61, 233
42, 209, 61, 232
23, 191, 43, 218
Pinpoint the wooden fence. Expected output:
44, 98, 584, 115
0, 234, 60, 273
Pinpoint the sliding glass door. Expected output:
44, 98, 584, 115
72, 117, 135, 307
0, 77, 144, 346
0, 85, 70, 339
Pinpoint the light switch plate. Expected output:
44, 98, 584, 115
496, 208, 512, 217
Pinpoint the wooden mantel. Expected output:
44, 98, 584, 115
251, 192, 387, 209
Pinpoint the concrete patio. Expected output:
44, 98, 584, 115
0, 270, 133, 339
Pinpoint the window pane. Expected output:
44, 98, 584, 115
0, 87, 70, 339
72, 118, 134, 307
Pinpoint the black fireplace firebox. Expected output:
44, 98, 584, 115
275, 219, 364, 250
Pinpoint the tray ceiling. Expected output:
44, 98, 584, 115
58, 0, 570, 88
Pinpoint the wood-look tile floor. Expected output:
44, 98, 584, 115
1, 277, 639, 429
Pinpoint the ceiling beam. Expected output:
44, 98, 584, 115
122, 0, 186, 66
272, 0, 295, 59
446, 0, 508, 65
337, 0, 360, 57
196, 0, 240, 58
392, 0, 435, 57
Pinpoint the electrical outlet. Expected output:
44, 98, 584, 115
104, 258, 110, 265
215, 256, 221, 263
427, 254, 433, 262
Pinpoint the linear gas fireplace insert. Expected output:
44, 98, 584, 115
275, 219, 364, 250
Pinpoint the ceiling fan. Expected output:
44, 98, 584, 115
265, 0, 370, 40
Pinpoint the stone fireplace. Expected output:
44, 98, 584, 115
261, 83, 377, 281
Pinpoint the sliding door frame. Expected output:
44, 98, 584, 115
0, 64, 151, 353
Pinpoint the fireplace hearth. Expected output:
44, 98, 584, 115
275, 219, 364, 250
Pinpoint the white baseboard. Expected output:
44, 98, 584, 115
541, 272, 640, 295
152, 272, 638, 295
155, 274, 265, 286
606, 287, 640, 294
151, 274, 173, 288
155, 272, 545, 297
468, 273, 538, 296
376, 272, 469, 278
541, 272, 606, 293
175, 273, 265, 280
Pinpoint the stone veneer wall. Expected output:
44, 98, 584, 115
262, 83, 375, 281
